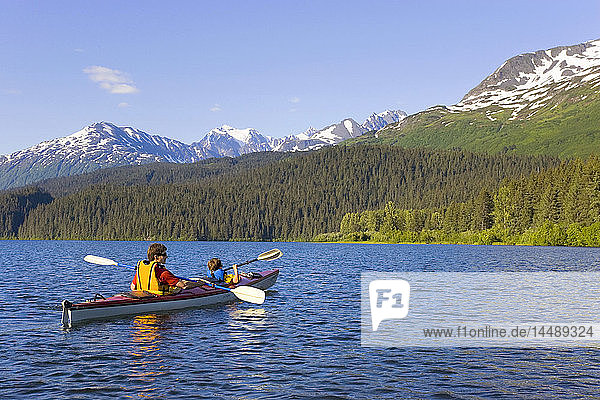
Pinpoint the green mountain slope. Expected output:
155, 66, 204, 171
356, 82, 600, 158
355, 39, 600, 158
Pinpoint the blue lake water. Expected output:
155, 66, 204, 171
1, 240, 600, 399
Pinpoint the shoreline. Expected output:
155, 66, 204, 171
2, 237, 598, 248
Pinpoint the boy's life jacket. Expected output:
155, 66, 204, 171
135, 260, 177, 295
207, 267, 233, 284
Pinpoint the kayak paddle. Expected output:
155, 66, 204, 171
192, 277, 265, 304
84, 255, 131, 268
83, 255, 266, 305
224, 248, 282, 271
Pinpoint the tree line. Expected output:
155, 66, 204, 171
315, 156, 600, 246
1, 145, 557, 241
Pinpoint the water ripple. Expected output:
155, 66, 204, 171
0, 241, 599, 399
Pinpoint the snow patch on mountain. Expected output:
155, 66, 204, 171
0, 108, 406, 189
271, 110, 406, 152
449, 39, 600, 117
192, 125, 272, 158
362, 109, 407, 131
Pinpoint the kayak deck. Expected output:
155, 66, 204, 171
61, 269, 279, 328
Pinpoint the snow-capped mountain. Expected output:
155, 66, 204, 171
0, 122, 202, 189
448, 38, 600, 118
1, 122, 199, 164
376, 38, 600, 157
362, 110, 407, 131
272, 119, 363, 152
192, 125, 273, 158
272, 110, 406, 152
0, 109, 405, 189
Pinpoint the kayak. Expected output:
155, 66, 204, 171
61, 269, 279, 328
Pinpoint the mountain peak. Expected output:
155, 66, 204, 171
0, 107, 405, 189
195, 125, 271, 158
373, 38, 600, 158
362, 109, 407, 131
450, 38, 600, 116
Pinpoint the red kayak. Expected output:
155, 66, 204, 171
61, 269, 279, 328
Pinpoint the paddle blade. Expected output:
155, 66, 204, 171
257, 248, 282, 262
231, 286, 266, 305
84, 255, 118, 266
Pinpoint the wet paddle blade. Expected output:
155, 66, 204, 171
257, 249, 282, 262
84, 255, 118, 266
231, 286, 266, 304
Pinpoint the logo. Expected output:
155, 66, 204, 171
369, 279, 410, 331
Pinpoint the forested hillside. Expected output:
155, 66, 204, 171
37, 151, 295, 197
0, 187, 53, 238
317, 156, 600, 246
3, 145, 556, 241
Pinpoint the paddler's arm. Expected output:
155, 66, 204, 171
159, 268, 201, 290
231, 264, 240, 284
176, 279, 203, 289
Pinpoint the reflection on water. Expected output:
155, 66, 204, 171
130, 314, 174, 356
227, 307, 269, 345
229, 307, 267, 322
127, 314, 174, 399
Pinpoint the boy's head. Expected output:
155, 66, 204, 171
148, 243, 167, 261
208, 258, 222, 272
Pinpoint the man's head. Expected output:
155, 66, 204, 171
207, 258, 222, 272
148, 243, 168, 262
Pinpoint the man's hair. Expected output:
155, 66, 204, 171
207, 258, 222, 272
147, 243, 167, 261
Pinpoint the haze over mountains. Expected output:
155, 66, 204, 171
0, 110, 406, 189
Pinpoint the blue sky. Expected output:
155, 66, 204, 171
1, 0, 599, 154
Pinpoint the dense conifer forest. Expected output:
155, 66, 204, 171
0, 145, 557, 241
316, 156, 600, 246
0, 187, 53, 238
37, 151, 296, 197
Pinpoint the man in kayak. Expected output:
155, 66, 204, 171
131, 243, 201, 295
207, 258, 240, 286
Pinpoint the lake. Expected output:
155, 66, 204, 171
1, 240, 599, 399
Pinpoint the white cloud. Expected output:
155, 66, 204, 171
210, 104, 223, 112
83, 66, 139, 94
3, 89, 21, 95
289, 96, 300, 104
118, 102, 130, 108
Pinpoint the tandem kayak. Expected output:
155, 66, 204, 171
61, 269, 279, 328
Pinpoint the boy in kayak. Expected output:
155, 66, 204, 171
131, 243, 201, 295
207, 258, 240, 286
